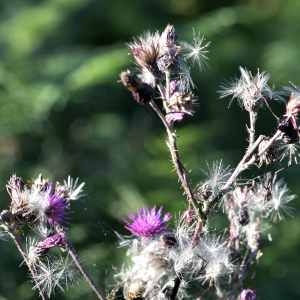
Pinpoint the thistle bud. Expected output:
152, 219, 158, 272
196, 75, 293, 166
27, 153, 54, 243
157, 24, 180, 72
120, 70, 154, 104
36, 232, 66, 255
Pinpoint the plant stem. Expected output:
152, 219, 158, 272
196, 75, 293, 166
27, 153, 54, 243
222, 135, 264, 192
66, 242, 105, 300
6, 227, 47, 300
170, 276, 181, 300
209, 130, 282, 209
258, 130, 282, 156
248, 111, 257, 147
149, 100, 202, 221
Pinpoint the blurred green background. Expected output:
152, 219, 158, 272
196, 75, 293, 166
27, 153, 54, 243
0, 0, 300, 299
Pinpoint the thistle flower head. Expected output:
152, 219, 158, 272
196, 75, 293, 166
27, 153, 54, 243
220, 66, 272, 111
165, 79, 195, 125
28, 184, 68, 226
240, 289, 257, 300
125, 207, 171, 237
4, 174, 80, 227
129, 31, 161, 72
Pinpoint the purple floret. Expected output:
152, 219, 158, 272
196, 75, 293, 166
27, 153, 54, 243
240, 289, 256, 300
45, 188, 68, 225
125, 207, 171, 237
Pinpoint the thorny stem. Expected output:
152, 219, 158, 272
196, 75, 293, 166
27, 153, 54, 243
6, 226, 47, 300
66, 242, 105, 300
149, 100, 202, 222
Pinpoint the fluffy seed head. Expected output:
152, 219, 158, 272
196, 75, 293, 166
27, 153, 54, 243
129, 32, 161, 72
220, 66, 272, 111
266, 179, 296, 222
182, 29, 210, 69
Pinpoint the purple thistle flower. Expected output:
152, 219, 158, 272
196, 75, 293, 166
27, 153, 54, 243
45, 187, 68, 225
125, 207, 171, 237
36, 232, 66, 254
240, 289, 257, 300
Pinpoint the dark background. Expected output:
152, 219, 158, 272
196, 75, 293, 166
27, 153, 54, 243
0, 0, 299, 299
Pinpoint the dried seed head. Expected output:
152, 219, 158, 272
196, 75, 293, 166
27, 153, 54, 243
265, 178, 296, 222
129, 32, 161, 73
220, 67, 272, 112
181, 29, 210, 69
6, 175, 31, 220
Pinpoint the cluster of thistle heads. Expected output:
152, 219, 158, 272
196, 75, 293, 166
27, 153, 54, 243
0, 23, 300, 300
120, 24, 209, 125
116, 24, 300, 300
0, 174, 85, 297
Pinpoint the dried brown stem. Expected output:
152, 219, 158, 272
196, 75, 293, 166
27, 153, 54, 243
149, 100, 202, 221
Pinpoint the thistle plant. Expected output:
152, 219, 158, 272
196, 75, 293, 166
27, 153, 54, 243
0, 174, 105, 299
117, 24, 300, 299
1, 23, 300, 300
